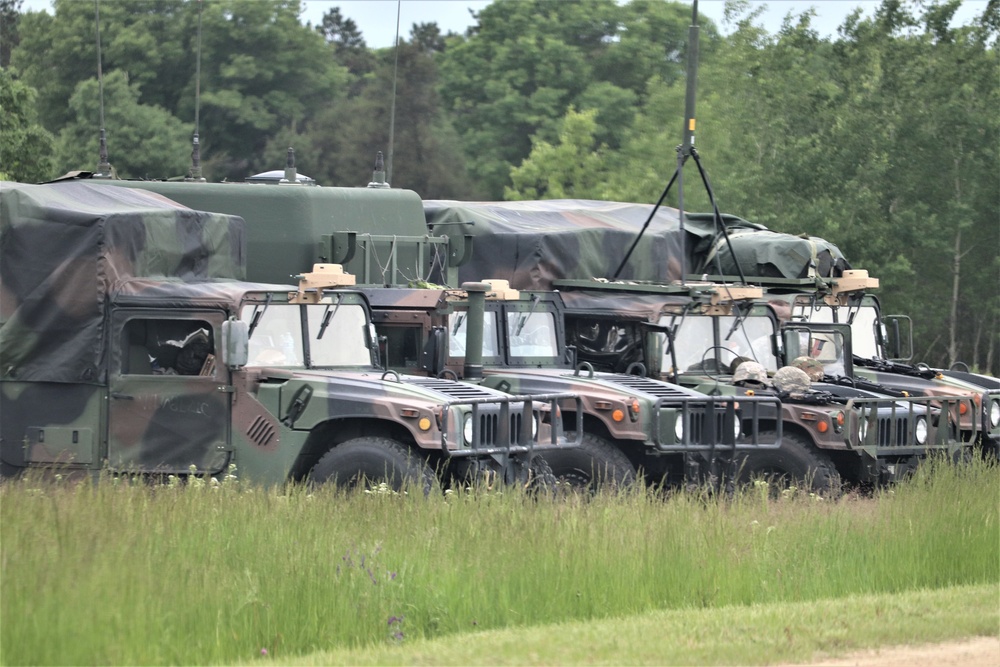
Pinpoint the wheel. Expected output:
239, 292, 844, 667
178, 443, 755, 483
735, 431, 841, 496
310, 437, 435, 494
540, 432, 637, 491
523, 453, 558, 494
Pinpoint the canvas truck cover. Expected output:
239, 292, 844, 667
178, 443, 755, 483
424, 199, 698, 290
685, 213, 851, 280
0, 181, 246, 384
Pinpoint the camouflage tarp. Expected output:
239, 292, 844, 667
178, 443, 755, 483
0, 181, 246, 384
424, 199, 696, 289
686, 213, 851, 279
423, 200, 849, 287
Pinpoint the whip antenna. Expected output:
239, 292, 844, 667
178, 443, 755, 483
386, 0, 401, 185
187, 0, 205, 181
612, 0, 746, 286
93, 0, 113, 178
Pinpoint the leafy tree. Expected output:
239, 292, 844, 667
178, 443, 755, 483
506, 107, 614, 200
438, 0, 718, 199
54, 71, 190, 179
13, 0, 348, 182
12, 0, 193, 131
315, 6, 375, 78
1, 0, 22, 67
264, 32, 476, 199
0, 68, 54, 182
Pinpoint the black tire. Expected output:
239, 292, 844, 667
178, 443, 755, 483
735, 431, 841, 496
310, 437, 435, 494
541, 432, 637, 491
523, 453, 558, 494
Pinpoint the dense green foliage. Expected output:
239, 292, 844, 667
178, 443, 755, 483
2, 459, 997, 664
2, 0, 996, 371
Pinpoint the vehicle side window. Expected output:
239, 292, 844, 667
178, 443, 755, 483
121, 319, 216, 376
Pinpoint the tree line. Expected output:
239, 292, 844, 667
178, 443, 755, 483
1, 0, 997, 374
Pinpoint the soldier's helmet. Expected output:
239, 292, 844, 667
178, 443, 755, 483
733, 361, 769, 386
773, 366, 813, 394
791, 356, 824, 382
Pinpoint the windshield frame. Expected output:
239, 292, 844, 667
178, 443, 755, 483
240, 291, 376, 369
663, 303, 781, 376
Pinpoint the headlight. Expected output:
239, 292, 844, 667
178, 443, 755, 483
674, 415, 685, 442
733, 417, 742, 440
914, 416, 928, 445
532, 414, 539, 438
858, 416, 869, 443
990, 400, 1000, 428
463, 414, 474, 444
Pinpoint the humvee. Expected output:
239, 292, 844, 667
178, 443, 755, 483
0, 182, 577, 488
361, 281, 781, 490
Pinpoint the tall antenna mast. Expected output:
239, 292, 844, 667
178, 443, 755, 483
612, 0, 746, 285
93, 0, 113, 179
187, 0, 205, 181
386, 0, 401, 185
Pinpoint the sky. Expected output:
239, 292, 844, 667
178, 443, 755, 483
297, 0, 988, 48
19, 0, 990, 48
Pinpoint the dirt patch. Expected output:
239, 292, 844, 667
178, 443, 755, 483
787, 636, 1000, 667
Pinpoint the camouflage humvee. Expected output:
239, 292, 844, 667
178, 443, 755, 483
553, 280, 971, 492
695, 270, 999, 460
0, 182, 577, 488
361, 280, 781, 490
423, 198, 978, 490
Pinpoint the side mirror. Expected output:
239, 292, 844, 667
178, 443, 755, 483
420, 326, 446, 376
883, 315, 913, 362
781, 328, 806, 364
222, 319, 249, 368
368, 324, 383, 368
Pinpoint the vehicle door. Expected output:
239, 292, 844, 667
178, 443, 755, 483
108, 310, 232, 474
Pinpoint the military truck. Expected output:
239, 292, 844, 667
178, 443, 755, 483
424, 199, 979, 487
360, 280, 781, 490
75, 171, 780, 490
644, 207, 999, 458
699, 269, 999, 459
92, 163, 471, 289
0, 182, 577, 488
553, 280, 970, 491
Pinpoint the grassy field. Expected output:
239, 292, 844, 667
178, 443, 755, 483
271, 584, 999, 665
1, 457, 997, 665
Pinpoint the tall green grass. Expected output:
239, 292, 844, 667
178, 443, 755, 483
2, 458, 997, 665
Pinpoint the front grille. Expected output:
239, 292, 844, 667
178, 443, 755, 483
876, 415, 910, 447
687, 409, 731, 445
477, 411, 528, 446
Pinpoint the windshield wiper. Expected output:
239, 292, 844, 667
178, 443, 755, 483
316, 295, 342, 341
247, 293, 273, 339
452, 312, 466, 336
723, 303, 747, 342
514, 294, 541, 336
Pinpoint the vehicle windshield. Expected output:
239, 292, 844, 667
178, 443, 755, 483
664, 314, 778, 374
788, 328, 849, 377
791, 304, 879, 358
448, 311, 501, 358
240, 302, 372, 367
507, 310, 559, 360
